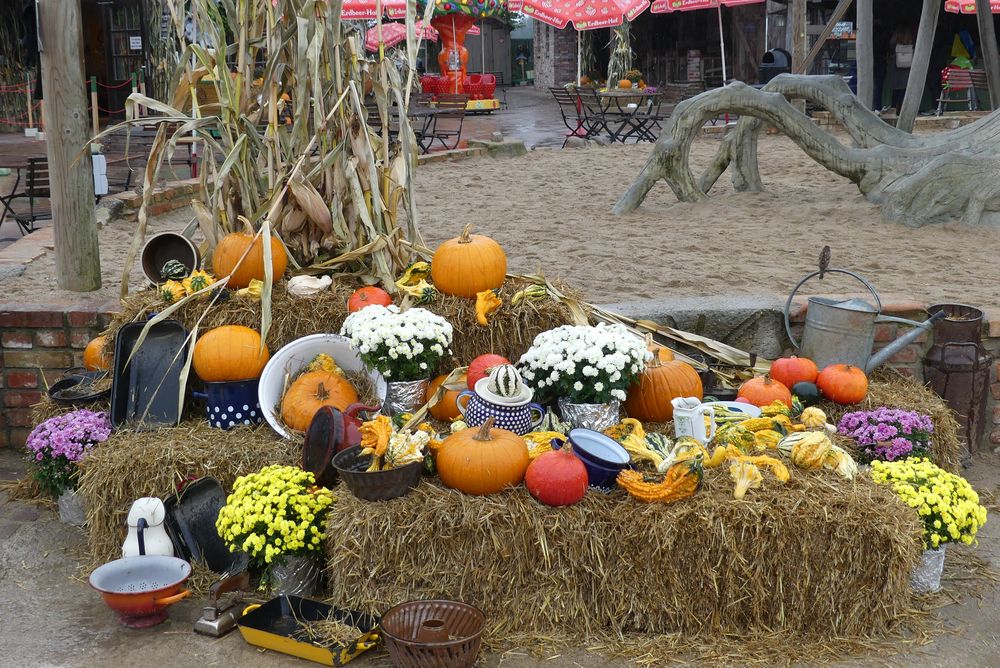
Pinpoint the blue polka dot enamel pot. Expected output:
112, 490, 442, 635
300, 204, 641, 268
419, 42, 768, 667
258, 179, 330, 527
456, 390, 544, 436
198, 379, 263, 430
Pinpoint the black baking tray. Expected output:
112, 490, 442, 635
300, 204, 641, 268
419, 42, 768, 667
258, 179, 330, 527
163, 477, 248, 575
110, 319, 189, 429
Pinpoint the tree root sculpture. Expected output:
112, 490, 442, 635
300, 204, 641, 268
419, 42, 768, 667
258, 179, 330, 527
613, 74, 1000, 227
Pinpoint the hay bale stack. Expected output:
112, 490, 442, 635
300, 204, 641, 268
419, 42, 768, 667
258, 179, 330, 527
822, 369, 962, 472
78, 420, 296, 564
326, 470, 921, 640
106, 277, 575, 367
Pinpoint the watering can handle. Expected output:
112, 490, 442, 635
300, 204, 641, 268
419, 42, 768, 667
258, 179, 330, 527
783, 269, 883, 349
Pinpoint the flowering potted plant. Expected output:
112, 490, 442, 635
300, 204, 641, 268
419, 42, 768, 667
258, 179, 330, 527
216, 465, 334, 595
341, 305, 453, 416
837, 408, 933, 463
518, 324, 649, 431
26, 409, 112, 525
871, 457, 987, 593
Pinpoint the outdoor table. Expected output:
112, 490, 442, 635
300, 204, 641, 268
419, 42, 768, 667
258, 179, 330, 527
596, 90, 662, 143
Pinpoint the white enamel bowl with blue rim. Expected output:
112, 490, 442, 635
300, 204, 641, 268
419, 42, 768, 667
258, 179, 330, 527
701, 401, 762, 418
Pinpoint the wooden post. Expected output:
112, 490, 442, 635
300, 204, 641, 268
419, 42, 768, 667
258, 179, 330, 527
130, 72, 138, 119
26, 73, 35, 130
975, 0, 1000, 108
897, 0, 939, 133
789, 0, 807, 74
37, 0, 102, 291
794, 0, 853, 75
90, 76, 99, 136
856, 0, 873, 108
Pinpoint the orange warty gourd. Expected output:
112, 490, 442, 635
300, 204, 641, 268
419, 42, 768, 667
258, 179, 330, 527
192, 325, 270, 382
736, 375, 792, 408
623, 349, 702, 422
431, 224, 507, 298
427, 373, 467, 421
212, 224, 289, 289
280, 371, 358, 432
816, 364, 869, 405
348, 286, 392, 313
83, 336, 112, 371
436, 418, 529, 496
769, 356, 819, 389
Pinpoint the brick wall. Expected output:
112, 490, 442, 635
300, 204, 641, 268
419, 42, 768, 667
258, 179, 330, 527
106, 178, 200, 222
533, 23, 578, 89
0, 303, 118, 448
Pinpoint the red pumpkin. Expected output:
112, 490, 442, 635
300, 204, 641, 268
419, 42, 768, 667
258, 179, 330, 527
736, 375, 792, 408
769, 356, 819, 389
348, 286, 392, 313
467, 354, 511, 390
524, 447, 588, 506
816, 364, 869, 405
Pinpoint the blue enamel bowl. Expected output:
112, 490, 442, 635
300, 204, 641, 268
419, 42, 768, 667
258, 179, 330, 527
553, 429, 630, 489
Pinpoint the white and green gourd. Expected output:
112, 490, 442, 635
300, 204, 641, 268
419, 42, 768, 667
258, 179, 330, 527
487, 364, 523, 398
160, 259, 190, 280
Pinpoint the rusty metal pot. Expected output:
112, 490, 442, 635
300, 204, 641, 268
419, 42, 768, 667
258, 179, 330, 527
89, 556, 192, 628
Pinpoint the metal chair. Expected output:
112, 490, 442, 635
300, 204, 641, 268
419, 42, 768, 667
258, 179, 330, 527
936, 68, 988, 114
9, 158, 51, 235
550, 87, 591, 147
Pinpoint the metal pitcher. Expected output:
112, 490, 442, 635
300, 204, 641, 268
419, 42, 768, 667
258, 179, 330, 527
783, 268, 943, 373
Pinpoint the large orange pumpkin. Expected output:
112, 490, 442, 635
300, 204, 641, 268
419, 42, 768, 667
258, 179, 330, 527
623, 354, 703, 422
431, 225, 507, 298
193, 325, 270, 382
436, 418, 529, 496
816, 364, 869, 405
83, 335, 112, 371
736, 375, 792, 408
427, 373, 466, 421
212, 227, 289, 289
280, 371, 358, 432
769, 356, 819, 389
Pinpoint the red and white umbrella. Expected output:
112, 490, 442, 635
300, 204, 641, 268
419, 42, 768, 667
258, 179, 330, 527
944, 0, 1000, 12
514, 0, 651, 82
363, 20, 480, 52
651, 0, 764, 83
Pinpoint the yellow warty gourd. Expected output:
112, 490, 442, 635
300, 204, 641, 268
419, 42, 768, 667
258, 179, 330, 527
778, 431, 833, 469
741, 417, 778, 433
753, 429, 784, 450
730, 460, 763, 499
800, 406, 828, 429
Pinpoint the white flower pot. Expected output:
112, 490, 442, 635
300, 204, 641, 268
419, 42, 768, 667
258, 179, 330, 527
58, 489, 86, 527
911, 545, 946, 593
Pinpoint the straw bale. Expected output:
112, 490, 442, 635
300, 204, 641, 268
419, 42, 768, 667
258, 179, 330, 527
77, 419, 296, 565
106, 277, 575, 369
822, 369, 962, 472
324, 467, 922, 642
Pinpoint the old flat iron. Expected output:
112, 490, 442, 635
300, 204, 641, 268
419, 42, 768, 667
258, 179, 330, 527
194, 571, 250, 637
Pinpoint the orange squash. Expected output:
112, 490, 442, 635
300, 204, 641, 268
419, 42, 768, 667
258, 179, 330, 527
192, 325, 270, 382
769, 356, 819, 389
436, 418, 529, 495
430, 224, 507, 298
623, 351, 702, 422
427, 373, 466, 421
83, 335, 112, 371
280, 371, 358, 432
816, 364, 869, 405
618, 78, 634, 89
212, 222, 288, 289
736, 375, 792, 408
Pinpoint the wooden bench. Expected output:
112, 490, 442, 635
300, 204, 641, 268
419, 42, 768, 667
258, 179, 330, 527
936, 68, 988, 114
100, 125, 195, 192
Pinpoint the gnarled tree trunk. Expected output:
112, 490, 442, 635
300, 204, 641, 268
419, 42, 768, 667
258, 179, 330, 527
613, 74, 1000, 227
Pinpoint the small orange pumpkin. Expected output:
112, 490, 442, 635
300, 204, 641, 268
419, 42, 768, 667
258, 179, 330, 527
280, 371, 358, 432
653, 346, 675, 363
436, 418, 529, 496
769, 356, 819, 389
431, 224, 507, 298
348, 286, 392, 313
212, 220, 289, 288
192, 325, 270, 382
736, 375, 792, 408
83, 335, 112, 371
618, 78, 634, 89
816, 364, 869, 405
427, 373, 466, 421
624, 346, 702, 422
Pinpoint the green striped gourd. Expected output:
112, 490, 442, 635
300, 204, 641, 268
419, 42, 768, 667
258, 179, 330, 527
160, 259, 190, 280
487, 364, 522, 398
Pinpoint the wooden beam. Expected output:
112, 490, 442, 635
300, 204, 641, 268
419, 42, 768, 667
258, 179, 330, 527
897, 0, 940, 132
789, 0, 807, 74
794, 0, 853, 75
856, 0, 874, 108
975, 0, 1000, 108
38, 0, 102, 291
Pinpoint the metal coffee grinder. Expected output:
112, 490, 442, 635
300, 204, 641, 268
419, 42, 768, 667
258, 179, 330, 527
922, 304, 992, 461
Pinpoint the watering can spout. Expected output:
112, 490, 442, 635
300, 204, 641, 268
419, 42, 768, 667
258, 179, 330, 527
865, 311, 946, 374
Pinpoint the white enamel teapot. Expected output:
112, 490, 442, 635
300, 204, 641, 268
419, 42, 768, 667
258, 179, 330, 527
121, 497, 174, 558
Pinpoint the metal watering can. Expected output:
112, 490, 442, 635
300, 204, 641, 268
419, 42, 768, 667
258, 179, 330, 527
783, 268, 944, 373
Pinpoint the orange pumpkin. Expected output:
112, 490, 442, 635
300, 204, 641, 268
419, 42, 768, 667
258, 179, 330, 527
280, 371, 358, 432
624, 352, 702, 422
436, 418, 529, 496
427, 373, 466, 421
212, 225, 289, 289
736, 375, 792, 408
83, 335, 112, 371
431, 224, 507, 298
348, 286, 392, 313
618, 78, 634, 89
654, 346, 675, 363
769, 356, 819, 389
193, 325, 270, 382
816, 364, 869, 405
